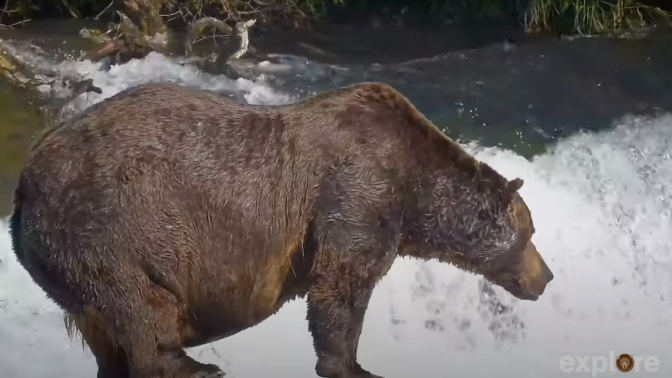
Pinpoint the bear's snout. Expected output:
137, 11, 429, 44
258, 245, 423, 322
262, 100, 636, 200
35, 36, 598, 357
541, 257, 554, 283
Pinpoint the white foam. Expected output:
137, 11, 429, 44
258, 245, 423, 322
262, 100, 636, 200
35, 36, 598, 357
51, 52, 295, 113
1, 52, 671, 377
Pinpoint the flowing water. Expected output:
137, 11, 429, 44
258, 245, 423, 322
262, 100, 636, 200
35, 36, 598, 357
0, 23, 671, 378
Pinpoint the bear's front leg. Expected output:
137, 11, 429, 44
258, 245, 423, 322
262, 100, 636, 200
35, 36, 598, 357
307, 165, 402, 377
306, 249, 394, 378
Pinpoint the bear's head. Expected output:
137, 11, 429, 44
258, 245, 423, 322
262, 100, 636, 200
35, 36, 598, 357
412, 173, 554, 301
465, 178, 554, 301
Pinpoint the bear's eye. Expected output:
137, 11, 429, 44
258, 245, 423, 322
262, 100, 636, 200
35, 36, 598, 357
477, 210, 491, 221
465, 229, 485, 246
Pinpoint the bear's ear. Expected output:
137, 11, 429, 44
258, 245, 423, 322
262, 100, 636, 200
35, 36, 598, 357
500, 178, 524, 208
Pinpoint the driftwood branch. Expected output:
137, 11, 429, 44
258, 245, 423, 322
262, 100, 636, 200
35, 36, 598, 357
0, 0, 31, 29
184, 17, 256, 61
60, 0, 81, 19
96, 0, 115, 20
79, 5, 257, 67
184, 16, 233, 55
230, 18, 256, 59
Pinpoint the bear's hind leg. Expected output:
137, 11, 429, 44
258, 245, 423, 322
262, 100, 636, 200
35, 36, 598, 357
69, 311, 129, 378
79, 268, 224, 378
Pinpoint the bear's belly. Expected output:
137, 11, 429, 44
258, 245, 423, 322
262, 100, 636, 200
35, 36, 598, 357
180, 264, 311, 347
181, 299, 279, 347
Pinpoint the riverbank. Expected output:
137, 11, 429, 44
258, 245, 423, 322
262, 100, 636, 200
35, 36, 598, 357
1, 0, 670, 35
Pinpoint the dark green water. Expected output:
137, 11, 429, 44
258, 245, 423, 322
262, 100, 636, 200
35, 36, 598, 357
0, 83, 44, 216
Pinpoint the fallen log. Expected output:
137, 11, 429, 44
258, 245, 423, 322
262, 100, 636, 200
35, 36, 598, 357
80, 7, 257, 68
0, 1, 260, 124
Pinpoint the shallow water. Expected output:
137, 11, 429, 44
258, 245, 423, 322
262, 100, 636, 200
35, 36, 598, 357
0, 25, 671, 378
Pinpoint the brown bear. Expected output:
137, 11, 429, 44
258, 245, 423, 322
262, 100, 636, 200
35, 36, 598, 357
9, 82, 553, 378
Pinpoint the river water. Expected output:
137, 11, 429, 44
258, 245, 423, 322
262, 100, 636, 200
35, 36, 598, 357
0, 23, 671, 378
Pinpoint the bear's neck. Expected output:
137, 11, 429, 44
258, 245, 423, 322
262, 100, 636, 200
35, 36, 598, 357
399, 158, 512, 266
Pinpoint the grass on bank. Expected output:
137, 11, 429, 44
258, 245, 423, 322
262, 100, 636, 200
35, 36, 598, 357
524, 0, 670, 34
0, 0, 670, 35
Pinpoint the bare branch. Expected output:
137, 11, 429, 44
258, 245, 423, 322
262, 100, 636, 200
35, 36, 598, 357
230, 19, 256, 59
60, 0, 81, 18
95, 1, 115, 20
184, 16, 234, 55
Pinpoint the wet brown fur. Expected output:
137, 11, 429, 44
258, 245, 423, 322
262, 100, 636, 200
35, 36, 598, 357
9, 82, 553, 378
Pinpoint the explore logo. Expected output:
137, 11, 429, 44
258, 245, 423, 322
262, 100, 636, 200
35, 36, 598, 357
559, 352, 660, 376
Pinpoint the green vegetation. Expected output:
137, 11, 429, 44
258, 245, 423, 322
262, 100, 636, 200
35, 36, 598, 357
0, 0, 670, 36
523, 0, 670, 34
0, 0, 346, 29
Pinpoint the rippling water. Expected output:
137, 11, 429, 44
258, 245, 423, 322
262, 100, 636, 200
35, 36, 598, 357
0, 34, 670, 377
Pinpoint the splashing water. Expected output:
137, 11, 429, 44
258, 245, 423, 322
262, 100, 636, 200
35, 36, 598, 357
0, 50, 670, 378
49, 52, 297, 113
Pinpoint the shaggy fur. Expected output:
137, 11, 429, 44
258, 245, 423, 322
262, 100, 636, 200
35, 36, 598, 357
9, 82, 553, 378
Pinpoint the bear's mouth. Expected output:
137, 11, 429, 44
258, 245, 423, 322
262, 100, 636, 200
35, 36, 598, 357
504, 284, 540, 301
512, 291, 539, 301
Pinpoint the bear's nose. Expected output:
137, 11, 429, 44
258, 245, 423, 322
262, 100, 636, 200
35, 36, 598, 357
541, 259, 554, 283
541, 258, 554, 283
